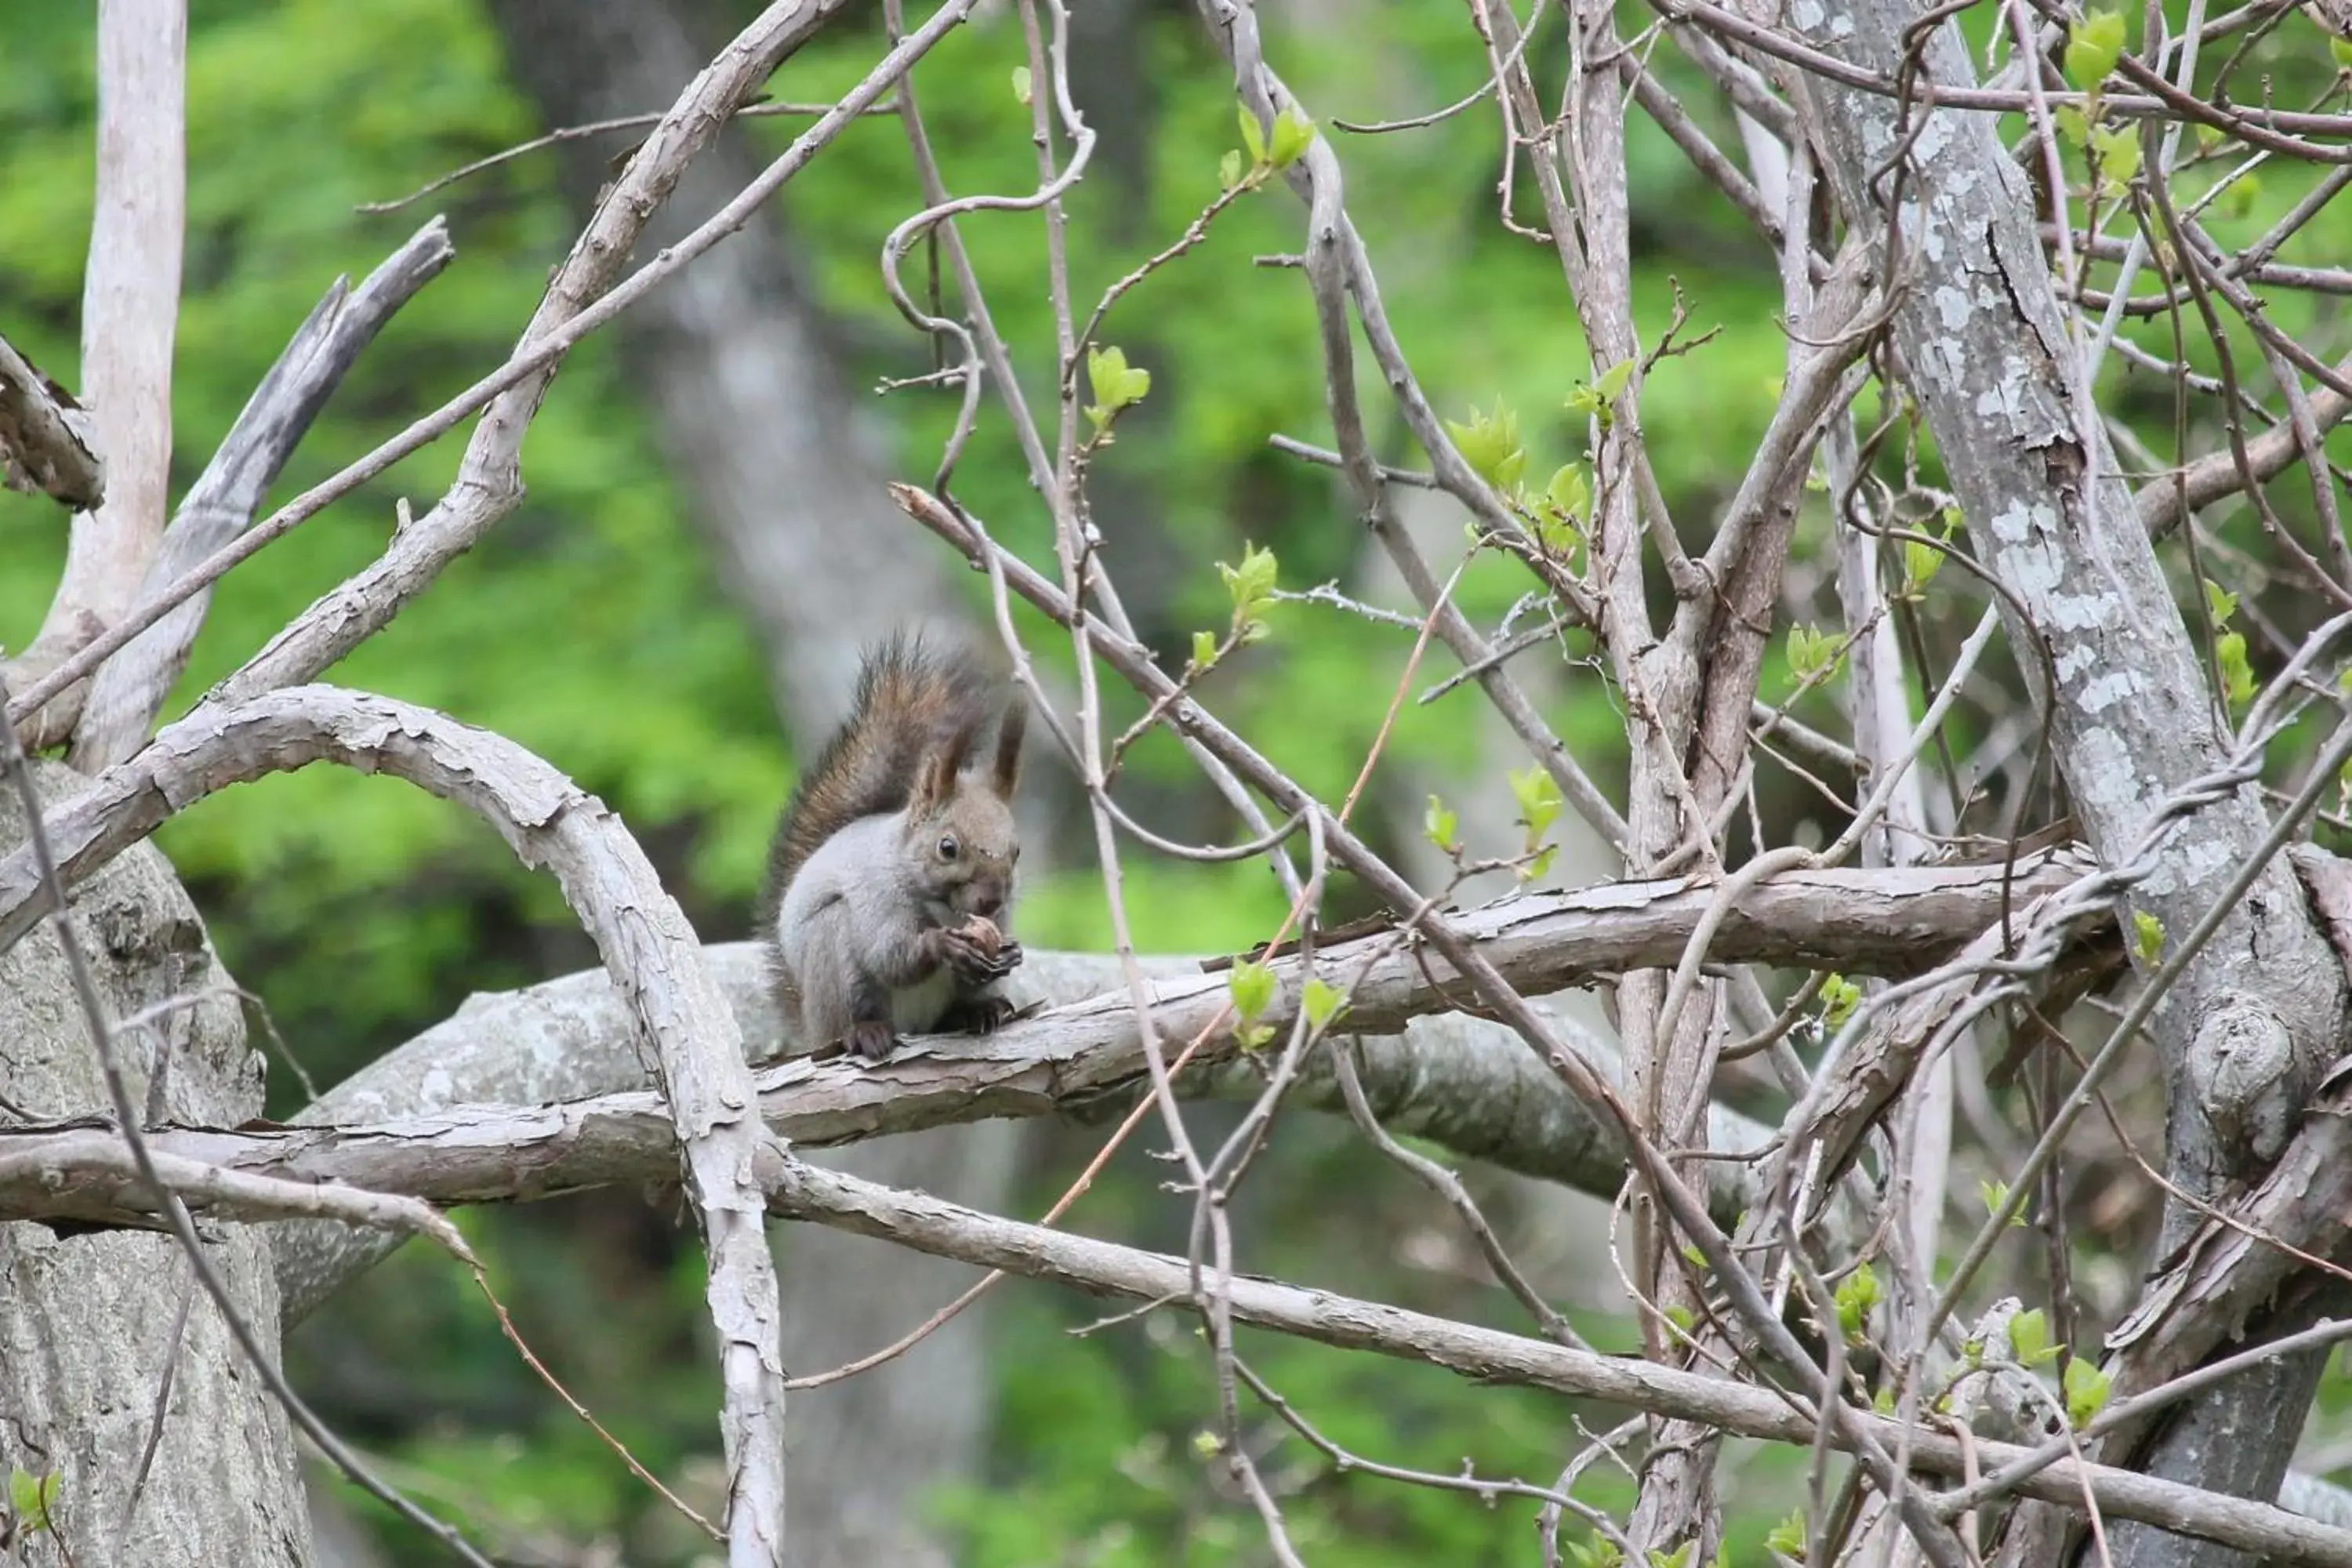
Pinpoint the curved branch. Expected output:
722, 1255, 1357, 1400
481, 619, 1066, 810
0, 683, 791, 1563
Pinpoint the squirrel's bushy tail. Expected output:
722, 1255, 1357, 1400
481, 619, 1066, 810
764, 631, 996, 896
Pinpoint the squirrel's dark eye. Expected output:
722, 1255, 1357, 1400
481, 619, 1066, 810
938, 834, 960, 861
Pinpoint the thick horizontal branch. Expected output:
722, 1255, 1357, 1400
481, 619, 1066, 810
256, 944, 1786, 1323
0, 855, 2094, 1231
0, 949, 1772, 1233
762, 1154, 2352, 1567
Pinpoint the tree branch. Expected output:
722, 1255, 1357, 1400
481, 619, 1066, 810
0, 957, 1748, 1232
67, 218, 457, 771
9, 0, 186, 750
0, 329, 103, 511
2135, 354, 2352, 540
760, 1154, 2352, 1567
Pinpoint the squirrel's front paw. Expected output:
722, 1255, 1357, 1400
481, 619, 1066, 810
940, 919, 1021, 984
844, 1020, 901, 1061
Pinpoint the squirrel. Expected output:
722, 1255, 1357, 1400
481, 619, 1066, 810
760, 633, 1029, 1062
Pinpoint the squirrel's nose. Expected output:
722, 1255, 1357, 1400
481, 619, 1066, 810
968, 883, 1005, 921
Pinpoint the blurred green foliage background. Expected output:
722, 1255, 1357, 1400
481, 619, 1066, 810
2, 0, 2347, 1562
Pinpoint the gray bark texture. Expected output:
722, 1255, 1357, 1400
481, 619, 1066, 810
1781, 3, 2352, 1561
0, 760, 310, 1568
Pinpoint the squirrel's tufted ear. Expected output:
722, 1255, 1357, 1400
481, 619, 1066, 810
913, 711, 984, 812
989, 693, 1027, 799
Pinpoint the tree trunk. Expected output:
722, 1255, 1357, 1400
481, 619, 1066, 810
0, 760, 309, 1566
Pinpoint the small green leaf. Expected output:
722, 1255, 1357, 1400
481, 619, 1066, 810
1229, 958, 1276, 1023
1545, 462, 1590, 519
1083, 344, 1152, 433
1218, 148, 1243, 190
1566, 361, 1635, 429
1525, 843, 1559, 882
1766, 1510, 1808, 1557
1787, 623, 1842, 685
1241, 1022, 1277, 1051
1191, 630, 1218, 671
1508, 764, 1563, 841
9, 1468, 56, 1535
1302, 977, 1345, 1031
1425, 793, 1461, 853
1664, 1303, 1695, 1334
1536, 463, 1590, 558
1217, 540, 1279, 629
1011, 65, 1033, 105
1237, 102, 1268, 166
2132, 909, 2165, 967
2333, 34, 2352, 70
1900, 537, 1944, 599
2216, 629, 2256, 709
2202, 577, 2239, 626
2009, 1308, 2059, 1368
2063, 1356, 2113, 1428
1873, 1387, 1897, 1415
1648, 1545, 1693, 1568
1193, 1428, 1223, 1457
1444, 401, 1526, 492
1570, 1540, 1624, 1568
2063, 9, 2127, 93
1268, 105, 1316, 169
1681, 1242, 1708, 1270
1835, 1261, 1882, 1342
1819, 973, 1861, 1030
1534, 463, 1590, 561
2089, 124, 2140, 191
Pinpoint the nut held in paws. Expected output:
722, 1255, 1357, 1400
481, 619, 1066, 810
959, 913, 1003, 956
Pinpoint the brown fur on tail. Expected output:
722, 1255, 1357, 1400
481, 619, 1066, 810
762, 633, 1007, 902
